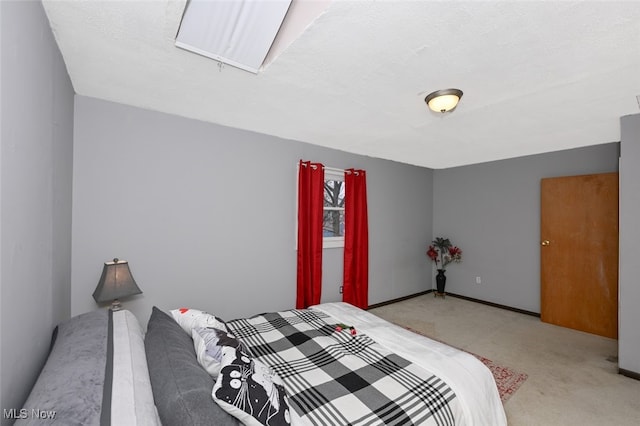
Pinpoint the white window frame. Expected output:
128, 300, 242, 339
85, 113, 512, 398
322, 168, 345, 249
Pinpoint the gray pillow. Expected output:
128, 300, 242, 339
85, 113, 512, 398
145, 307, 240, 426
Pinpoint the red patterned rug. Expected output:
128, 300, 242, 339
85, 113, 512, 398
470, 353, 528, 403
403, 326, 528, 403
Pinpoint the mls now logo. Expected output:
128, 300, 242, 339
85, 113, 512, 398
3, 408, 56, 420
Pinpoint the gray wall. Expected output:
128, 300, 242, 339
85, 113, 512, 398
72, 96, 434, 325
0, 0, 74, 420
432, 143, 619, 313
619, 114, 640, 375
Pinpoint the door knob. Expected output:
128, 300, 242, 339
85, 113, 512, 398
541, 240, 550, 246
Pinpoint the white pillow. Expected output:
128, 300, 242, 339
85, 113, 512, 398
192, 327, 247, 378
212, 347, 291, 426
170, 308, 227, 335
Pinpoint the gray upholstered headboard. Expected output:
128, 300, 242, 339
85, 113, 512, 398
17, 309, 159, 426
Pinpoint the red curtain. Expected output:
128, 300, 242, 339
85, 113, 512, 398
343, 168, 369, 309
296, 160, 325, 309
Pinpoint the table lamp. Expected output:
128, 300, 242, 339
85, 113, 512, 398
92, 258, 142, 311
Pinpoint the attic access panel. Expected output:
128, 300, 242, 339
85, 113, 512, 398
175, 0, 292, 74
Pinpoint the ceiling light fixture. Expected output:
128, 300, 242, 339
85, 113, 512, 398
424, 88, 463, 113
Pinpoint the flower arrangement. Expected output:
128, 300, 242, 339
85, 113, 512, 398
426, 237, 462, 270
335, 323, 357, 336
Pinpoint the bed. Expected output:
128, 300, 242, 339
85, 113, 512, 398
219, 302, 506, 426
18, 302, 506, 426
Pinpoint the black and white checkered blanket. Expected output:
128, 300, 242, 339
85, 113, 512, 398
226, 309, 456, 426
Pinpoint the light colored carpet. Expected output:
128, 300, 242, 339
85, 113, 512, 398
402, 324, 528, 402
370, 294, 640, 426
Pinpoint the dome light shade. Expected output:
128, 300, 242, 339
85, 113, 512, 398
425, 88, 463, 113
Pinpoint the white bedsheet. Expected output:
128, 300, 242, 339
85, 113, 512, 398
310, 302, 507, 426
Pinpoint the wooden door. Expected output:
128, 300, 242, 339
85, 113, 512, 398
540, 173, 618, 339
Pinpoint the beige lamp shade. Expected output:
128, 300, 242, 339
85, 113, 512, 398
93, 258, 142, 310
425, 89, 463, 113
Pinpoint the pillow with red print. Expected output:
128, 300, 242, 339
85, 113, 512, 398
170, 308, 227, 335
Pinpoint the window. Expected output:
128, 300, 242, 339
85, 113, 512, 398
323, 169, 345, 248
296, 164, 346, 249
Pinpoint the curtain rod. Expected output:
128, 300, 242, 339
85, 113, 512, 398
297, 163, 360, 176
298, 162, 345, 173
324, 166, 346, 173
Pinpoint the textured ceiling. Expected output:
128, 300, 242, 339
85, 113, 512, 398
42, 0, 640, 169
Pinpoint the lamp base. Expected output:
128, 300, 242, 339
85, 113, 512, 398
110, 299, 123, 311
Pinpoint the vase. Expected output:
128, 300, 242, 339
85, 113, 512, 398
436, 269, 447, 294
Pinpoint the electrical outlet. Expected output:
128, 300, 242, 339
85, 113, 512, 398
475, 276, 482, 284
339, 285, 343, 294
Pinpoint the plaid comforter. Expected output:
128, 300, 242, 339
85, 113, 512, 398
225, 309, 456, 426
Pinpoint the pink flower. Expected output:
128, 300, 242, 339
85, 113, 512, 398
350, 328, 357, 336
426, 246, 439, 262
335, 325, 342, 332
